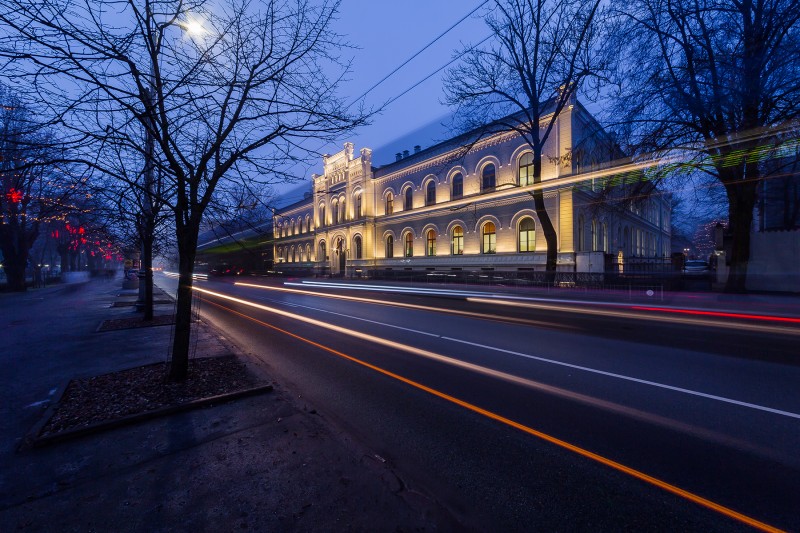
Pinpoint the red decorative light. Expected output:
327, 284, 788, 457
7, 188, 23, 204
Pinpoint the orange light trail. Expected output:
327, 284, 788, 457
197, 293, 785, 533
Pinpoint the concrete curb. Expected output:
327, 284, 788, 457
20, 383, 273, 451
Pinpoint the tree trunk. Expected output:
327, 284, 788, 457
0, 244, 28, 291
136, 231, 155, 320
532, 148, 558, 281
168, 223, 199, 382
0, 225, 36, 291
144, 234, 154, 320
724, 179, 757, 293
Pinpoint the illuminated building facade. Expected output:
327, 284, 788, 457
274, 101, 671, 278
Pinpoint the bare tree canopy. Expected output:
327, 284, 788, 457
0, 0, 364, 378
444, 0, 606, 274
0, 85, 82, 291
609, 0, 800, 291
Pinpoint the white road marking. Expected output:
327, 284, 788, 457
207, 287, 800, 421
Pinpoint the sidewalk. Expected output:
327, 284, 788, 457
0, 278, 453, 531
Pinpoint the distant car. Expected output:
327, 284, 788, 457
209, 266, 245, 277
683, 260, 710, 276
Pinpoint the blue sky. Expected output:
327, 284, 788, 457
275, 0, 489, 204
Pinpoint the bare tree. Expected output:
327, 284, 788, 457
86, 117, 172, 320
609, 0, 800, 292
0, 86, 80, 291
443, 0, 605, 275
0, 0, 363, 379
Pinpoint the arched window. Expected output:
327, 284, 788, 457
291, 220, 296, 235
291, 247, 296, 262
276, 247, 283, 262
519, 153, 534, 186
306, 244, 311, 261
386, 235, 394, 258
482, 222, 496, 253
339, 198, 346, 223
602, 222, 608, 253
385, 192, 394, 215
331, 201, 339, 225
518, 218, 535, 252
451, 173, 463, 199
577, 215, 585, 252
355, 193, 362, 219
319, 205, 326, 227
451, 226, 464, 255
404, 232, 414, 257
404, 187, 413, 211
592, 219, 599, 251
425, 181, 436, 206
426, 229, 436, 256
319, 241, 326, 261
354, 235, 362, 259
482, 163, 496, 191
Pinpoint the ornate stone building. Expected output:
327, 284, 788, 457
274, 101, 671, 279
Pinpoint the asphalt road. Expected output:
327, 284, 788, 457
160, 274, 800, 532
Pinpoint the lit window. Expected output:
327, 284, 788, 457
451, 226, 463, 255
482, 163, 496, 191
404, 232, 414, 257
404, 187, 413, 210
426, 230, 436, 256
386, 193, 394, 215
519, 218, 535, 252
452, 173, 463, 199
482, 222, 496, 253
519, 153, 534, 186
386, 235, 394, 258
426, 181, 436, 206
354, 236, 362, 259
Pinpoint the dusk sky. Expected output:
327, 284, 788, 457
278, 0, 489, 203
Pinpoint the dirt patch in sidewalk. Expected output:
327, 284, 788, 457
38, 355, 265, 438
97, 314, 175, 331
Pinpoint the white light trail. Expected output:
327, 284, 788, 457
196, 286, 800, 421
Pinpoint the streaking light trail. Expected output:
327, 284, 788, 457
630, 306, 800, 324
235, 281, 574, 330
467, 297, 800, 336
196, 290, 785, 533
292, 280, 799, 327
163, 271, 208, 281
203, 286, 800, 419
